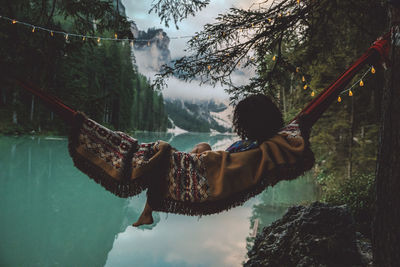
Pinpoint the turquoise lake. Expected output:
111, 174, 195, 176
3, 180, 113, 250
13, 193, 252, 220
0, 133, 318, 267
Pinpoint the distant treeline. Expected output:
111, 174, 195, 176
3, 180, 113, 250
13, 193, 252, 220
165, 99, 228, 133
0, 0, 168, 135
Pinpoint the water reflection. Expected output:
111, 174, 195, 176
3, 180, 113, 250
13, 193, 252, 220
0, 133, 317, 267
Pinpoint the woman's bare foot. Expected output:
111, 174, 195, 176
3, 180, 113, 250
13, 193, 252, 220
132, 201, 154, 227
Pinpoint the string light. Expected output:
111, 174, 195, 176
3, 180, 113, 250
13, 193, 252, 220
1, 13, 292, 45
296, 67, 300, 73
336, 66, 374, 103
311, 91, 315, 97
371, 66, 376, 74
338, 96, 342, 102
303, 84, 308, 90
302, 76, 305, 82
272, 55, 276, 61
97, 37, 101, 43
207, 65, 211, 70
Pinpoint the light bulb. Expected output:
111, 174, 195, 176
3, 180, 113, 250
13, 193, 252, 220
371, 67, 376, 74
360, 80, 364, 87
349, 90, 353, 96
338, 96, 342, 102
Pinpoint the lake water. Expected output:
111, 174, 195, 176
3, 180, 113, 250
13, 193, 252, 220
0, 133, 318, 267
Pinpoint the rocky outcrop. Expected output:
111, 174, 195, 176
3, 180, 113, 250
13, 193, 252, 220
130, 22, 171, 71
245, 202, 372, 267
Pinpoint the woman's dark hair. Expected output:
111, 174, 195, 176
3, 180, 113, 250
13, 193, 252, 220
233, 94, 284, 143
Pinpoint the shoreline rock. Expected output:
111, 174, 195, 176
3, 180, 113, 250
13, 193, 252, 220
244, 202, 372, 267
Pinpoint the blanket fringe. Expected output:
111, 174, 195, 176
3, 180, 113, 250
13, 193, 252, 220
68, 113, 147, 198
153, 147, 315, 216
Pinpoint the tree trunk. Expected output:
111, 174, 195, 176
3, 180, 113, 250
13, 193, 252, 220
372, 5, 400, 266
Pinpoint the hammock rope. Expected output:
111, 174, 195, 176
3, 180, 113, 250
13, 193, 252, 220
15, 33, 391, 129
294, 33, 390, 127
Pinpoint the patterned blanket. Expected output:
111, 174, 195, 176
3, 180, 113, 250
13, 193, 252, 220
69, 113, 314, 215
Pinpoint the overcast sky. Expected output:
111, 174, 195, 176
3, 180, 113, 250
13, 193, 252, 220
122, 0, 257, 101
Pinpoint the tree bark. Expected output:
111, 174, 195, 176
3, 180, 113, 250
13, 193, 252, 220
372, 4, 400, 266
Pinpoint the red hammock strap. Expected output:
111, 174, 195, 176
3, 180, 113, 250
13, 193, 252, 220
15, 80, 77, 123
294, 34, 390, 128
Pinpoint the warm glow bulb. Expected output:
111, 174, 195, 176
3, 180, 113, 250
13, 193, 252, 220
12, 20, 17, 24
97, 37, 101, 43
302, 76, 305, 82
371, 67, 376, 74
82, 36, 86, 41
311, 91, 315, 97
115, 33, 118, 39
207, 65, 211, 70
338, 96, 342, 102
349, 90, 353, 96
303, 84, 308, 90
272, 56, 276, 61
32, 27, 35, 33
50, 31, 54, 37
360, 80, 364, 87
296, 67, 300, 73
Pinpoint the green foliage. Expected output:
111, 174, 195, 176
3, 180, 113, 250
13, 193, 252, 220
317, 173, 375, 236
0, 0, 168, 134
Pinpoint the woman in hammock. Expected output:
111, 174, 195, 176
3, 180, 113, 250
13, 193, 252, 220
15, 32, 388, 228
133, 94, 288, 226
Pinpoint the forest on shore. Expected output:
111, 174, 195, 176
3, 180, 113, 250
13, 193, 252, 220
1, 1, 398, 262
0, 0, 169, 135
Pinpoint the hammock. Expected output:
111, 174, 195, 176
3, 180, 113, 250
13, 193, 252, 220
14, 34, 390, 216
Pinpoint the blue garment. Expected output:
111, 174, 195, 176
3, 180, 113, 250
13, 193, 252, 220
225, 140, 258, 153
